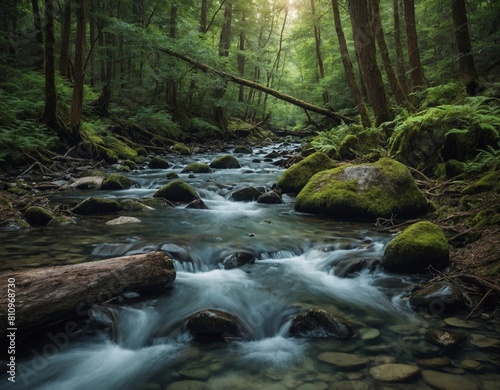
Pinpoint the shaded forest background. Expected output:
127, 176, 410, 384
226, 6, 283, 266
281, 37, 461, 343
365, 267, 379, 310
0, 0, 498, 168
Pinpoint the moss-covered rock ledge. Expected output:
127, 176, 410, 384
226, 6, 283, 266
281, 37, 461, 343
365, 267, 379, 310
294, 158, 427, 220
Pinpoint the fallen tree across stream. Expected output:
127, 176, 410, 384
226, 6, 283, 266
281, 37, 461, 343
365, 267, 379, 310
0, 251, 175, 337
161, 47, 354, 124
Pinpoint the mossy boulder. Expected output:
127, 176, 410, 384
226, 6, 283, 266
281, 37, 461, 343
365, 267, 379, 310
444, 159, 465, 179
234, 145, 253, 154
209, 155, 241, 169
172, 143, 191, 155
153, 180, 200, 203
339, 135, 359, 159
382, 221, 450, 273
289, 308, 355, 339
72, 197, 123, 215
295, 158, 427, 220
462, 170, 500, 195
230, 187, 263, 201
148, 157, 171, 169
181, 163, 212, 174
101, 174, 137, 190
277, 152, 337, 194
24, 206, 55, 226
186, 309, 242, 342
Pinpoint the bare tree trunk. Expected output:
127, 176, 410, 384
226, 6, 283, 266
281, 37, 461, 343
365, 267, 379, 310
393, 0, 409, 94
0, 252, 175, 338
311, 0, 329, 104
59, 0, 72, 78
403, 0, 424, 90
68, 0, 86, 144
31, 0, 44, 69
237, 9, 246, 103
371, 0, 411, 109
349, 0, 392, 126
166, 5, 178, 108
451, 0, 478, 95
331, 0, 371, 128
200, 0, 208, 33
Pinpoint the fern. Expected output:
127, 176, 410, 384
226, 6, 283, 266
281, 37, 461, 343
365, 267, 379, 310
311, 123, 351, 157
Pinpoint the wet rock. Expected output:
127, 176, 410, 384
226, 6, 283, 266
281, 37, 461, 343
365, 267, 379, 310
165, 380, 207, 390
317, 352, 369, 369
222, 251, 255, 269
257, 191, 283, 204
265, 151, 280, 159
106, 216, 142, 225
289, 308, 355, 339
70, 176, 104, 190
167, 172, 179, 179
161, 244, 192, 263
329, 380, 369, 390
382, 221, 450, 274
460, 360, 483, 371
422, 370, 479, 390
33, 182, 62, 191
153, 180, 200, 203
185, 199, 208, 209
172, 143, 191, 155
425, 328, 467, 348
417, 357, 452, 368
186, 309, 242, 342
4, 218, 31, 230
178, 368, 210, 380
101, 174, 137, 190
47, 216, 76, 226
409, 282, 463, 313
359, 327, 380, 341
276, 152, 337, 194
333, 258, 380, 278
24, 206, 55, 226
88, 303, 115, 334
469, 333, 500, 349
182, 163, 212, 174
230, 187, 263, 201
209, 155, 241, 169
140, 197, 174, 209
72, 197, 123, 215
443, 317, 481, 329
234, 146, 253, 154
369, 363, 420, 382
148, 157, 170, 169
121, 199, 155, 211
295, 158, 427, 220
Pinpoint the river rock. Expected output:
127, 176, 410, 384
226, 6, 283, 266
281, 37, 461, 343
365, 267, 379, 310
417, 357, 452, 368
141, 198, 175, 209
186, 309, 242, 342
425, 328, 467, 348
359, 327, 380, 341
101, 174, 137, 190
422, 370, 479, 390
443, 317, 481, 329
369, 364, 420, 382
88, 303, 115, 333
289, 308, 355, 339
230, 187, 263, 201
182, 163, 212, 174
165, 380, 206, 390
234, 146, 253, 154
409, 282, 463, 313
222, 251, 255, 269
24, 206, 55, 226
317, 352, 369, 369
185, 199, 208, 209
153, 180, 200, 203
70, 176, 104, 190
172, 143, 191, 155
257, 191, 283, 204
72, 197, 123, 215
295, 158, 427, 220
209, 155, 241, 169
276, 152, 337, 194
148, 157, 170, 169
382, 221, 450, 273
106, 216, 142, 225
333, 258, 380, 277
329, 380, 369, 390
469, 333, 500, 349
460, 360, 484, 371
121, 199, 155, 211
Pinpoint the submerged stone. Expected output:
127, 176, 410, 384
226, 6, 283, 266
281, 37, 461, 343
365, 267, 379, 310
153, 180, 200, 203
186, 309, 242, 342
106, 216, 142, 225
230, 187, 263, 201
317, 352, 369, 369
289, 308, 355, 339
369, 363, 420, 382
409, 282, 464, 313
222, 251, 255, 269
257, 191, 283, 204
422, 370, 479, 390
148, 156, 170, 169
425, 328, 467, 348
295, 158, 427, 220
209, 155, 241, 169
382, 221, 450, 273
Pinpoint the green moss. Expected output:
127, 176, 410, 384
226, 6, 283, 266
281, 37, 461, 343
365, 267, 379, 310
444, 159, 465, 179
101, 174, 136, 190
209, 155, 241, 169
182, 163, 212, 174
172, 143, 191, 155
7, 187, 30, 196
166, 172, 179, 179
472, 209, 500, 228
72, 197, 123, 215
79, 169, 107, 177
295, 158, 427, 219
153, 180, 200, 202
277, 152, 337, 194
24, 206, 55, 226
103, 135, 138, 161
382, 221, 450, 273
338, 135, 359, 159
462, 170, 500, 194
149, 157, 170, 169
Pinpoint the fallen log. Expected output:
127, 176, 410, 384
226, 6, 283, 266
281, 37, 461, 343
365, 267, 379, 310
0, 251, 175, 337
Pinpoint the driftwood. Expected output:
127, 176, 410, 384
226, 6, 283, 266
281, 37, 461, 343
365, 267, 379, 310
0, 251, 175, 337
161, 47, 354, 124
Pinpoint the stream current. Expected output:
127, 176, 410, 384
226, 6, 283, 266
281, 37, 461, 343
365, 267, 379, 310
1, 142, 499, 389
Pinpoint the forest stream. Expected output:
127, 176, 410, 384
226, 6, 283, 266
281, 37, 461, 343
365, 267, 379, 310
1, 142, 499, 390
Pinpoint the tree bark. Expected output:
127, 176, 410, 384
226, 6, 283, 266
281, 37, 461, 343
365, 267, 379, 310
371, 0, 410, 109
451, 0, 478, 95
349, 0, 392, 125
403, 0, 424, 90
31, 0, 44, 69
161, 47, 353, 123
311, 0, 328, 104
237, 9, 246, 103
0, 252, 175, 337
59, 0, 72, 78
166, 5, 178, 108
331, 0, 371, 128
393, 0, 409, 94
200, 0, 208, 34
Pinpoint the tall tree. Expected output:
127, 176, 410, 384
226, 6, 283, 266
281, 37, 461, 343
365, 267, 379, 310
393, 0, 409, 94
310, 0, 328, 104
349, 0, 392, 125
451, 0, 478, 95
31, 0, 44, 69
237, 7, 246, 103
403, 0, 424, 89
68, 0, 86, 143
371, 0, 410, 109
200, 0, 208, 34
42, 0, 59, 131
59, 0, 72, 78
331, 0, 370, 127
166, 4, 178, 108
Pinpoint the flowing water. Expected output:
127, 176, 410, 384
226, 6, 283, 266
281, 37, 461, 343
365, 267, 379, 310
1, 143, 499, 390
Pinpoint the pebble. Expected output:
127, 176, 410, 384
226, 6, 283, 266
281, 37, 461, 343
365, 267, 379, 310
422, 370, 478, 390
369, 363, 421, 382
443, 317, 481, 329
317, 352, 370, 369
